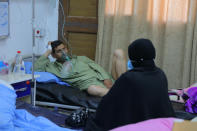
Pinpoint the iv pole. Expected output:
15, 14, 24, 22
30, 0, 66, 107
31, 0, 36, 107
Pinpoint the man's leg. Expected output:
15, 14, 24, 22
87, 85, 109, 97
111, 49, 127, 80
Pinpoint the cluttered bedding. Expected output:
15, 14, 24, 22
169, 86, 197, 114
0, 79, 79, 131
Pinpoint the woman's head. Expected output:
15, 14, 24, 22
128, 39, 156, 67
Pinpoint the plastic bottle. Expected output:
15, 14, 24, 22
13, 51, 23, 74
20, 61, 26, 76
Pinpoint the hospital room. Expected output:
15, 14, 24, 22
1, 0, 197, 130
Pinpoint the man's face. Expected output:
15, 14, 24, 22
54, 44, 68, 61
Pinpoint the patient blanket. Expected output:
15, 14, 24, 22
0, 81, 79, 131
185, 87, 197, 113
169, 86, 197, 114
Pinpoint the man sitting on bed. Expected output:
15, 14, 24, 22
34, 40, 126, 97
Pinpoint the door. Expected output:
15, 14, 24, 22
58, 0, 98, 60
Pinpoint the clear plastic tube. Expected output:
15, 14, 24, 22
60, 50, 73, 78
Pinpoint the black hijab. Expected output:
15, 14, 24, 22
85, 39, 175, 131
128, 38, 156, 68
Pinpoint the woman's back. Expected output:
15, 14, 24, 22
91, 67, 174, 130
85, 39, 175, 131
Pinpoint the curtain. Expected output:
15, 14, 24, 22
96, 0, 197, 89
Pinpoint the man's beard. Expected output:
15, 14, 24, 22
58, 51, 68, 63
57, 56, 66, 63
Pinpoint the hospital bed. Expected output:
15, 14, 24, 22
23, 56, 100, 112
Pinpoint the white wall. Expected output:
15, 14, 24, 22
0, 0, 59, 62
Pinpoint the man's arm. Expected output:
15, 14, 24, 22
78, 56, 113, 88
34, 50, 52, 72
44, 50, 52, 58
78, 56, 110, 78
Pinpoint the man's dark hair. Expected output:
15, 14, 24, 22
51, 40, 63, 54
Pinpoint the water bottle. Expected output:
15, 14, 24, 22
20, 61, 26, 76
13, 51, 23, 74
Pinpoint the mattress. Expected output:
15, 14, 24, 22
35, 82, 101, 109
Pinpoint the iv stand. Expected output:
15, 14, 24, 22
31, 0, 36, 107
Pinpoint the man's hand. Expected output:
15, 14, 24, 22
44, 41, 52, 57
48, 41, 52, 46
44, 50, 52, 57
104, 79, 113, 89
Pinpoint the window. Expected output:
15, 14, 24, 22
105, 0, 189, 23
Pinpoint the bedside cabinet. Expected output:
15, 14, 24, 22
0, 74, 39, 99
12, 80, 31, 98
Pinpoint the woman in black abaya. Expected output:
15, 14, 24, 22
85, 39, 175, 131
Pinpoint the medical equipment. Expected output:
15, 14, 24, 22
60, 50, 73, 78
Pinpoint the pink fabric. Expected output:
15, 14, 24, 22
111, 118, 175, 131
